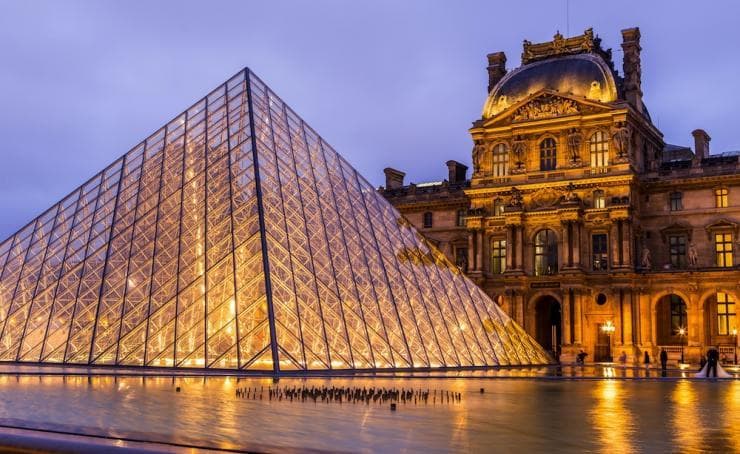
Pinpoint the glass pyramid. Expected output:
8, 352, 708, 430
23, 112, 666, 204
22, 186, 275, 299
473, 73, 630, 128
0, 69, 550, 372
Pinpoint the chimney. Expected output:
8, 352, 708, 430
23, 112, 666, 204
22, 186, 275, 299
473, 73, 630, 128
383, 167, 405, 189
692, 129, 711, 161
446, 160, 468, 184
486, 52, 507, 93
621, 27, 643, 113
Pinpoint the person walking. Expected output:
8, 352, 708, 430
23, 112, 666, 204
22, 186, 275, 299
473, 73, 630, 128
660, 348, 668, 371
643, 351, 651, 369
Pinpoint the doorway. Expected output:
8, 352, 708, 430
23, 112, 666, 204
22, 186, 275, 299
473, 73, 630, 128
534, 296, 562, 358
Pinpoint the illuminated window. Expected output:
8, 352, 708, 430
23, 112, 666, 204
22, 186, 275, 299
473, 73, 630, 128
539, 138, 557, 171
593, 190, 606, 209
668, 235, 687, 269
491, 239, 506, 274
456, 209, 466, 227
592, 233, 608, 271
589, 131, 609, 168
715, 188, 729, 208
669, 192, 682, 211
534, 229, 558, 276
670, 295, 687, 335
491, 143, 509, 177
715, 232, 734, 267
493, 199, 504, 216
717, 292, 736, 335
422, 212, 433, 228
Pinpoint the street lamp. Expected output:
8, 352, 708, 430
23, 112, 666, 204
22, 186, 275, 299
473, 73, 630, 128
678, 327, 686, 364
601, 321, 616, 362
733, 328, 738, 364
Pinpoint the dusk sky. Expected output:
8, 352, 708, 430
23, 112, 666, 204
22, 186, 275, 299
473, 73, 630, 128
1, 1, 739, 240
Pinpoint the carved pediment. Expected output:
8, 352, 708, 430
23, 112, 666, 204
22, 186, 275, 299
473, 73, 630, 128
483, 91, 611, 127
705, 218, 739, 239
659, 221, 693, 242
511, 95, 580, 122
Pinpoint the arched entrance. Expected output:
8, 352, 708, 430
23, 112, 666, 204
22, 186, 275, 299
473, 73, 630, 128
656, 294, 688, 345
534, 295, 562, 358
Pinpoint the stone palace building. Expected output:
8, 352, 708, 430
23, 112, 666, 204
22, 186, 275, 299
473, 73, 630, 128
380, 28, 740, 364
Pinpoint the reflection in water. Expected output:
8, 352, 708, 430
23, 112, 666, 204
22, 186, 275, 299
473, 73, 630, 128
671, 380, 704, 453
723, 381, 740, 451
590, 380, 634, 454
0, 375, 739, 452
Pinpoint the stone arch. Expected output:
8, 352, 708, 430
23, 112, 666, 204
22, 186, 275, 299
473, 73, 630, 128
653, 293, 689, 346
527, 292, 563, 357
700, 288, 740, 349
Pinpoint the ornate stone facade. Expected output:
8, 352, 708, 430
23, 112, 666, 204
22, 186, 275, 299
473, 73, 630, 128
380, 28, 740, 365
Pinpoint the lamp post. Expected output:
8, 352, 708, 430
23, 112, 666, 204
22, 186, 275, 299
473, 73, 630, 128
678, 327, 686, 364
602, 321, 616, 362
733, 328, 738, 365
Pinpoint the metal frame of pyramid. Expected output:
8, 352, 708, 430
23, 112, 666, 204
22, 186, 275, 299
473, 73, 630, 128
0, 68, 551, 373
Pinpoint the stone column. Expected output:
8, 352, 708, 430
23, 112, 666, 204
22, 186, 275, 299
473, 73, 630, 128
610, 222, 620, 268
505, 226, 514, 270
468, 232, 475, 272
476, 231, 484, 272
562, 290, 572, 345
622, 220, 632, 268
515, 226, 524, 271
621, 290, 633, 346
561, 221, 571, 268
573, 290, 583, 344
572, 222, 581, 268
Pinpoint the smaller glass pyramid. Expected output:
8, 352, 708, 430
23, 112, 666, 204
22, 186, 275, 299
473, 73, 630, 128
0, 69, 551, 372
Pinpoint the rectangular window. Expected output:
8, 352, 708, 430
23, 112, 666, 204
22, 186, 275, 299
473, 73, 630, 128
717, 292, 736, 335
456, 209, 466, 227
716, 188, 729, 208
715, 233, 734, 267
491, 239, 506, 274
493, 200, 504, 216
455, 247, 468, 272
423, 212, 433, 229
592, 233, 608, 271
593, 190, 606, 209
669, 192, 683, 211
668, 235, 687, 269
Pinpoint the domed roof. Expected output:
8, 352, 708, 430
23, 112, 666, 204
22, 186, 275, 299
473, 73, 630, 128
483, 54, 618, 119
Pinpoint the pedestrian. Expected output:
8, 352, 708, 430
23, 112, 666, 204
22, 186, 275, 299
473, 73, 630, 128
660, 348, 668, 371
643, 350, 650, 369
618, 351, 627, 367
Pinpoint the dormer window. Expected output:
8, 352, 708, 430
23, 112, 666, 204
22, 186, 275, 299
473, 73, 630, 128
539, 138, 557, 171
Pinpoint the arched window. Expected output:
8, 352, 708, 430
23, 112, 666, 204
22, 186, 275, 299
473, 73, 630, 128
539, 138, 557, 171
534, 229, 558, 276
670, 295, 687, 335
491, 143, 509, 177
589, 131, 609, 168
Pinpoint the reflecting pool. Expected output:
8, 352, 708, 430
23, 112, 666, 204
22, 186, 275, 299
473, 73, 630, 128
0, 372, 739, 452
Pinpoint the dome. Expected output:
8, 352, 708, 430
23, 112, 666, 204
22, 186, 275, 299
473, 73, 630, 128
483, 54, 618, 119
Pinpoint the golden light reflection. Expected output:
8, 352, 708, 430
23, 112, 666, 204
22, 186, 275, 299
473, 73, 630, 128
590, 380, 634, 454
722, 381, 740, 451
671, 380, 704, 453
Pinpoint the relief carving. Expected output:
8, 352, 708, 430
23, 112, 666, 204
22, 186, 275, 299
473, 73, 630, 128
511, 96, 579, 122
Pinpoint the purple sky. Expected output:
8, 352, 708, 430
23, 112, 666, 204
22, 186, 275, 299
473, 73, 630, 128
1, 1, 739, 240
